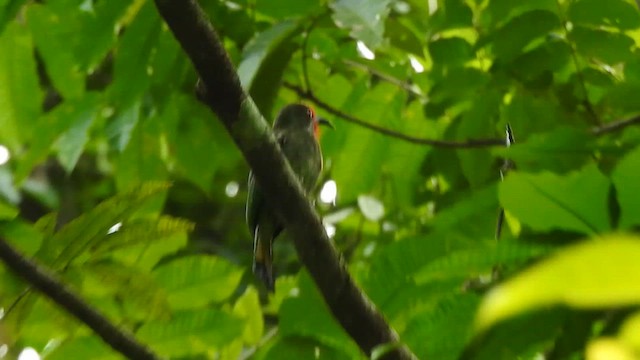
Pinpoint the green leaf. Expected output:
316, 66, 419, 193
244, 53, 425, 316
492, 128, 594, 173
414, 241, 550, 285
27, 4, 84, 98
357, 194, 385, 221
330, 0, 390, 49
0, 198, 17, 220
456, 91, 501, 187
499, 164, 610, 235
114, 112, 168, 189
430, 0, 473, 31
404, 294, 480, 360
137, 309, 243, 356
74, 0, 130, 71
568, 0, 640, 30
483, 0, 556, 29
507, 39, 571, 82
38, 182, 170, 267
429, 37, 473, 66
569, 26, 635, 64
0, 219, 44, 256
619, 311, 640, 349
238, 20, 298, 90
428, 67, 489, 104
486, 10, 560, 62
239, 20, 300, 116
152, 255, 244, 309
0, 21, 43, 151
476, 234, 640, 331
329, 82, 398, 202
279, 272, 361, 358
90, 216, 193, 255
108, 2, 160, 108
47, 336, 117, 360
263, 336, 354, 360
54, 94, 101, 173
232, 286, 264, 345
469, 308, 567, 360
83, 260, 171, 320
160, 94, 241, 193
0, 0, 27, 33
255, 0, 318, 19
15, 95, 100, 183
612, 145, 640, 229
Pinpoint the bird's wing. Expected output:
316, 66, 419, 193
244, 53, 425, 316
246, 171, 262, 235
246, 134, 289, 237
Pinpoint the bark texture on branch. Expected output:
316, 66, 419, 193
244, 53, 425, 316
152, 1, 416, 358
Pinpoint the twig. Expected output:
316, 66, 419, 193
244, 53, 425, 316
152, 1, 416, 359
0, 237, 159, 360
284, 82, 505, 148
591, 113, 640, 135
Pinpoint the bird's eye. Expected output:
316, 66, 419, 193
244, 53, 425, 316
307, 107, 315, 120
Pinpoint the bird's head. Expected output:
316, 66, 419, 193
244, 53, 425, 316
274, 104, 333, 138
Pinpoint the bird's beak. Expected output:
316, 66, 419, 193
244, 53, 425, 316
317, 117, 334, 129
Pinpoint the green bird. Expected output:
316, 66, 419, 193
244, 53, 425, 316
246, 104, 330, 292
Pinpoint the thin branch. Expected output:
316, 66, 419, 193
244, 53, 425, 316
591, 113, 640, 135
284, 82, 505, 148
152, 1, 416, 359
0, 237, 159, 360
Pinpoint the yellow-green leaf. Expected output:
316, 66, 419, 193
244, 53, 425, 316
476, 234, 640, 331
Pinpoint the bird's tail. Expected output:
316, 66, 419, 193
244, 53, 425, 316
253, 229, 275, 292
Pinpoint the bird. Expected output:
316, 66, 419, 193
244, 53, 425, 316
246, 104, 330, 292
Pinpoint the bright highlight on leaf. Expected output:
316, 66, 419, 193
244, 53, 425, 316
225, 181, 239, 198
0, 145, 10, 165
356, 40, 375, 60
358, 195, 385, 221
18, 347, 40, 360
476, 235, 640, 331
319, 180, 337, 204
409, 56, 424, 73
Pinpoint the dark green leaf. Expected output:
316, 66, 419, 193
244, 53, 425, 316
404, 294, 480, 360
569, 0, 640, 30
492, 128, 594, 173
486, 10, 560, 62
255, 0, 319, 19
570, 26, 635, 64
429, 37, 473, 66
612, 145, 640, 228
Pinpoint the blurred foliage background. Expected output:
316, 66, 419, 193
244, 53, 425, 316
2, 0, 640, 359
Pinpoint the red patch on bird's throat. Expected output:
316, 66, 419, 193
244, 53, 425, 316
308, 107, 320, 138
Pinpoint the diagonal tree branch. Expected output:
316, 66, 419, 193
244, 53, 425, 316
0, 237, 159, 360
152, 0, 416, 359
